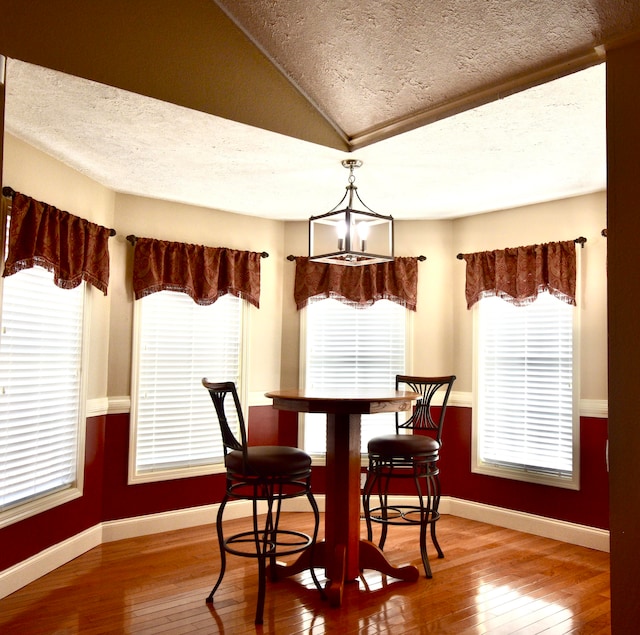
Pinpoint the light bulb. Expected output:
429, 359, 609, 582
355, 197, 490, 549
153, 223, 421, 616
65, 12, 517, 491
357, 222, 369, 251
336, 220, 347, 251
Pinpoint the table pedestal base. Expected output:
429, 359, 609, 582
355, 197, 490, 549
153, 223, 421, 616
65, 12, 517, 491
265, 390, 422, 608
268, 539, 419, 607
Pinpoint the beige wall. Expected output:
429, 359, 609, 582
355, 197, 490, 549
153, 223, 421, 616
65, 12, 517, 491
452, 192, 608, 398
108, 194, 286, 400
2, 135, 287, 404
3, 133, 608, 406
279, 219, 456, 387
280, 195, 607, 401
2, 134, 115, 399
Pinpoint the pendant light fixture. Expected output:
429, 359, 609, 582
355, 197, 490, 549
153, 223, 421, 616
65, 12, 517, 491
309, 159, 394, 265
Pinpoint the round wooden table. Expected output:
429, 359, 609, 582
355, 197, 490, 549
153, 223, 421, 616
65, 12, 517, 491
264, 388, 421, 606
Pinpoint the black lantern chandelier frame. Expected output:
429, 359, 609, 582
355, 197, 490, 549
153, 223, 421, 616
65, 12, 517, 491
308, 159, 394, 266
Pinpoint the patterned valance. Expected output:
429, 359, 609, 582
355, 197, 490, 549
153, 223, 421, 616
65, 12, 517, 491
293, 256, 418, 310
462, 240, 577, 309
132, 237, 262, 308
3, 191, 111, 294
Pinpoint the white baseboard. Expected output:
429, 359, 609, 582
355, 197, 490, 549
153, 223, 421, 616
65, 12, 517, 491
0, 495, 609, 601
261, 494, 610, 552
442, 496, 610, 552
0, 525, 102, 599
102, 499, 251, 542
0, 502, 249, 600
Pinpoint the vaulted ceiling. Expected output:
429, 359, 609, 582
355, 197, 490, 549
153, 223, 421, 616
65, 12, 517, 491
2, 1, 640, 220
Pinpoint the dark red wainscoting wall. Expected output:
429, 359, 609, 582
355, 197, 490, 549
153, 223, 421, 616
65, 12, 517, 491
0, 415, 107, 571
438, 408, 609, 530
0, 405, 608, 574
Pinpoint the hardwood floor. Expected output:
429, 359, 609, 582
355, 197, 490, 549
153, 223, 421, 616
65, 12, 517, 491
0, 514, 610, 634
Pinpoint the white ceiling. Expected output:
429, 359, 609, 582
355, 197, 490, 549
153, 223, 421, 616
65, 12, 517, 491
4, 0, 614, 222
4, 59, 605, 222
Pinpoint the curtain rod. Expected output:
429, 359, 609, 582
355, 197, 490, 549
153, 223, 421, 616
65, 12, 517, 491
126, 234, 268, 257
456, 236, 587, 260
2, 185, 117, 236
286, 254, 426, 261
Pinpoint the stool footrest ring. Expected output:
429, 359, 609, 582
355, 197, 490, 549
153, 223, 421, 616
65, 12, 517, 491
223, 529, 314, 558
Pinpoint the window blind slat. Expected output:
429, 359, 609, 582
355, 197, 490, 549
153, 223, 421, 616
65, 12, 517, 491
0, 266, 84, 511
133, 292, 242, 474
304, 298, 406, 454
477, 292, 575, 477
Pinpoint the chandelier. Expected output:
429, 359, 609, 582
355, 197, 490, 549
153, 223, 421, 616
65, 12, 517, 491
308, 159, 394, 266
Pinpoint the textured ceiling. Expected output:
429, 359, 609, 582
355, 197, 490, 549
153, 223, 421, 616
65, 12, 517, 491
214, 0, 636, 145
3, 0, 635, 220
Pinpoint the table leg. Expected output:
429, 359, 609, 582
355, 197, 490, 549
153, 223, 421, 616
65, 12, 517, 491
267, 409, 419, 605
324, 412, 362, 582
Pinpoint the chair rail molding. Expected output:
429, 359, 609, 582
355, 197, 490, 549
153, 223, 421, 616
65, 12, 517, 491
88, 394, 608, 419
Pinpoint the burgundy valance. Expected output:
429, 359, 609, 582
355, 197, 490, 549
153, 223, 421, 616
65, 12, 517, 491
3, 191, 111, 294
462, 240, 577, 309
293, 256, 418, 311
132, 237, 262, 308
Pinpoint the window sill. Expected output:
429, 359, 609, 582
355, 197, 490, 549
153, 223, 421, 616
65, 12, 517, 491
472, 461, 579, 490
128, 463, 226, 485
0, 486, 83, 529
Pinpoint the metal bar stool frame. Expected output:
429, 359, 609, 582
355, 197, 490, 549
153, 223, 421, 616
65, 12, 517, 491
362, 374, 456, 578
202, 380, 323, 624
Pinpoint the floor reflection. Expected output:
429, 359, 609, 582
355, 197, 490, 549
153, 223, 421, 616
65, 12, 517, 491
473, 580, 575, 632
0, 515, 610, 634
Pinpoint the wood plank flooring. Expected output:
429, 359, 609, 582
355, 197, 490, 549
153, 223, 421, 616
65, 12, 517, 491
0, 514, 610, 634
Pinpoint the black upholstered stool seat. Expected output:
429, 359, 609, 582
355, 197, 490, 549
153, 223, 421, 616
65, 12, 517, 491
226, 446, 312, 476
367, 434, 439, 457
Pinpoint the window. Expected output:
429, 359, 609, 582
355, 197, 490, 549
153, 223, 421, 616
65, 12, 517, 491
0, 265, 87, 527
130, 291, 244, 483
473, 291, 578, 488
302, 298, 407, 456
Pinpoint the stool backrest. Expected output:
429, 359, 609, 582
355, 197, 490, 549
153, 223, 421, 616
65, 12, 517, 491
395, 375, 456, 445
202, 379, 247, 458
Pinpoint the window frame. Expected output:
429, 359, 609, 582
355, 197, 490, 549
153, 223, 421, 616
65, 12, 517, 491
129, 290, 248, 484
471, 291, 580, 490
0, 204, 89, 528
299, 297, 413, 463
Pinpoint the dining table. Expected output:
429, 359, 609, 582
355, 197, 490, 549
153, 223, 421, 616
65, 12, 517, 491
264, 387, 422, 607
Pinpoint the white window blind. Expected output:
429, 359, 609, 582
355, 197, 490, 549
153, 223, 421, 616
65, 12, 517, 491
476, 292, 576, 481
132, 291, 243, 479
0, 266, 85, 512
303, 298, 406, 454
